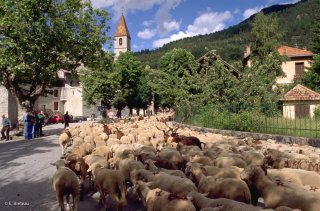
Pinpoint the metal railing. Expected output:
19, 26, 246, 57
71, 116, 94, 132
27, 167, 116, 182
174, 104, 320, 139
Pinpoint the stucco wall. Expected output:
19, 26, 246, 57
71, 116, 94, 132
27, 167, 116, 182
63, 87, 83, 116
276, 58, 312, 84
283, 101, 320, 119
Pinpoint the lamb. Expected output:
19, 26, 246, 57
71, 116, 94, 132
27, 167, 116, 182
240, 164, 320, 211
188, 164, 251, 203
51, 160, 79, 211
89, 163, 127, 211
134, 181, 196, 211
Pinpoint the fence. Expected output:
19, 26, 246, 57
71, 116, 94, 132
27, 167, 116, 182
174, 104, 320, 139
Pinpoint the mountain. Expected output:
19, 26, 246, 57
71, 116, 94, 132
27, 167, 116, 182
135, 0, 319, 68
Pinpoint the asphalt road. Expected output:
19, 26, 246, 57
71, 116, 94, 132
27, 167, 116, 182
0, 123, 144, 211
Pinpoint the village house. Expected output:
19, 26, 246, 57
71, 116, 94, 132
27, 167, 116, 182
244, 45, 317, 119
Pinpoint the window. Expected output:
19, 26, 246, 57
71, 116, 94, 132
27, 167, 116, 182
119, 38, 123, 46
54, 102, 59, 111
53, 89, 59, 97
294, 62, 304, 80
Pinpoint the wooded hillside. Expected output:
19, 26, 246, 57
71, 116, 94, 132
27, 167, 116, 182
135, 0, 319, 68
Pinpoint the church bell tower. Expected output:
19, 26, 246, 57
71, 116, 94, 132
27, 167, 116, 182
114, 15, 131, 60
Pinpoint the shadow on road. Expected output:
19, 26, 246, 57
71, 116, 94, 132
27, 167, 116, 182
0, 138, 58, 170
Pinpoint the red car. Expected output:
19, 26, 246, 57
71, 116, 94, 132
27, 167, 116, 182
47, 114, 64, 124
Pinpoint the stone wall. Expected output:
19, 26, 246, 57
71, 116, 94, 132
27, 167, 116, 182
177, 123, 320, 148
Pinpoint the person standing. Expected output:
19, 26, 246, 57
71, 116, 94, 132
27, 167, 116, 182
23, 109, 29, 140
25, 110, 34, 140
37, 111, 45, 136
1, 114, 11, 141
64, 111, 70, 129
33, 110, 39, 138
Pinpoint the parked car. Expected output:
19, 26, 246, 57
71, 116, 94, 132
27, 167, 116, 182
47, 114, 64, 124
70, 116, 88, 123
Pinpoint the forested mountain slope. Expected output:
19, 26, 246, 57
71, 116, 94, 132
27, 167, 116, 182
135, 0, 319, 68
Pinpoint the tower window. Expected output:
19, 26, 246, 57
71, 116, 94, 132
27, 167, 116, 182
119, 38, 123, 46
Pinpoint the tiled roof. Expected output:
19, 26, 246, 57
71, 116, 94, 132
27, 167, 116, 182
114, 15, 131, 39
281, 84, 320, 101
198, 50, 240, 78
278, 46, 313, 58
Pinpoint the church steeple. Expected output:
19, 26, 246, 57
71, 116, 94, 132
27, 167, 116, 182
114, 14, 131, 59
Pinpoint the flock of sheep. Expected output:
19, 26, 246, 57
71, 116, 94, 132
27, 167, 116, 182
51, 114, 320, 211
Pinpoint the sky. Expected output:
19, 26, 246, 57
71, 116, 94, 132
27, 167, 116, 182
91, 0, 301, 52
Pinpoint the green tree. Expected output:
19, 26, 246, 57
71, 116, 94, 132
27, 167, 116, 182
152, 48, 202, 114
199, 53, 239, 106
80, 52, 117, 109
115, 51, 145, 116
0, 0, 111, 108
300, 10, 320, 92
239, 13, 283, 112
136, 66, 153, 115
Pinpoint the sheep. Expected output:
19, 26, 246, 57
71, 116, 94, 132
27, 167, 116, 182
240, 164, 320, 211
51, 160, 79, 211
89, 163, 127, 211
133, 169, 197, 198
187, 164, 251, 203
134, 181, 196, 211
92, 146, 111, 159
187, 191, 266, 211
185, 162, 242, 179
65, 155, 90, 201
190, 155, 214, 166
144, 159, 186, 178
214, 156, 247, 168
118, 158, 145, 184
157, 147, 186, 171
59, 132, 71, 156
241, 151, 265, 166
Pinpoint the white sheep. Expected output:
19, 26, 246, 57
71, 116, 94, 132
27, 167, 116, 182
135, 181, 196, 211
188, 164, 251, 203
59, 132, 71, 155
89, 163, 127, 211
51, 160, 79, 211
240, 165, 320, 211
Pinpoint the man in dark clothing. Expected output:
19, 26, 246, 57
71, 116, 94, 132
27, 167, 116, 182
37, 111, 45, 136
64, 111, 70, 129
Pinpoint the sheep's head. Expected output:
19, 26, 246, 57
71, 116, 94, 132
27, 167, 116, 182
240, 165, 266, 182
51, 159, 67, 170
